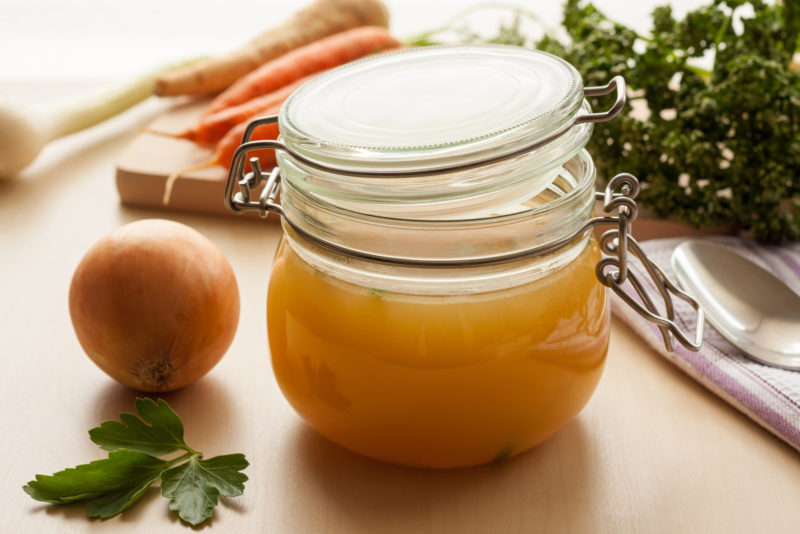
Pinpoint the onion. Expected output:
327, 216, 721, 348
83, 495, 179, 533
69, 219, 240, 392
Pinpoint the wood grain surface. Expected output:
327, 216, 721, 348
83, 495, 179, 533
3, 63, 800, 534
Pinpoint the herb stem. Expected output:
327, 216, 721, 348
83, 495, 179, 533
714, 16, 731, 46
181, 445, 202, 457
167, 452, 195, 468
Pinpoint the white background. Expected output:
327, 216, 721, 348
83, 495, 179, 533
1, 0, 706, 81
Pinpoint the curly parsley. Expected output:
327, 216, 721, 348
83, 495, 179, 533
411, 1, 800, 243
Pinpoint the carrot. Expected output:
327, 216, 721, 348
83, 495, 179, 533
203, 25, 399, 116
154, 0, 389, 97
163, 107, 280, 205
178, 43, 406, 144
172, 73, 318, 146
218, 119, 279, 170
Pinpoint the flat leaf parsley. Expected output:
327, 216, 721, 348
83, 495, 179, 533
23, 398, 247, 526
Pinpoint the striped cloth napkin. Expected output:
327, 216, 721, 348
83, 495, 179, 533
611, 236, 800, 453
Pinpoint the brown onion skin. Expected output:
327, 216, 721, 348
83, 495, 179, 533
69, 219, 240, 392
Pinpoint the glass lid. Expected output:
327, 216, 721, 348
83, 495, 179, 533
279, 45, 587, 174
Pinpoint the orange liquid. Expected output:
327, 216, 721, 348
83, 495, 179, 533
267, 237, 610, 467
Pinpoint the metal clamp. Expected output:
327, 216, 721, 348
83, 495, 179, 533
224, 76, 628, 192
594, 174, 704, 352
224, 76, 627, 211
223, 134, 284, 216
579, 76, 627, 125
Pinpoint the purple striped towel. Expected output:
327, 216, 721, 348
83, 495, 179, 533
612, 236, 800, 452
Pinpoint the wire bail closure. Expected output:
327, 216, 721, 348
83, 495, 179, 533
223, 75, 703, 353
595, 174, 704, 352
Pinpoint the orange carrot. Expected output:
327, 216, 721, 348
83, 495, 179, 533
163, 107, 280, 205
217, 119, 280, 170
154, 0, 389, 96
179, 45, 406, 145
176, 73, 319, 146
203, 26, 399, 117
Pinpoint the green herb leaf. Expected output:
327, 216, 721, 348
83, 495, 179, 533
89, 398, 191, 456
86, 472, 162, 518
539, 0, 800, 243
24, 398, 248, 526
414, 0, 800, 242
161, 454, 249, 526
23, 449, 169, 506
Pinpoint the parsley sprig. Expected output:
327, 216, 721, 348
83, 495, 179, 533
23, 398, 248, 526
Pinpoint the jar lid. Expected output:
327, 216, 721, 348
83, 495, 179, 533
279, 45, 588, 175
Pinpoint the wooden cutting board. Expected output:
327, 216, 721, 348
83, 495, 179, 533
115, 98, 275, 220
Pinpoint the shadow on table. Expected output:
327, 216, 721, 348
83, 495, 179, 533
89, 375, 235, 452
279, 419, 596, 532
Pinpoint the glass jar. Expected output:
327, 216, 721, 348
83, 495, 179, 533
225, 45, 703, 468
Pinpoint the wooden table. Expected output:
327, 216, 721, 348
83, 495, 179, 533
2, 3, 800, 532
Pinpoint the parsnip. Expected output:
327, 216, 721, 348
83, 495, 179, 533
153, 0, 389, 97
